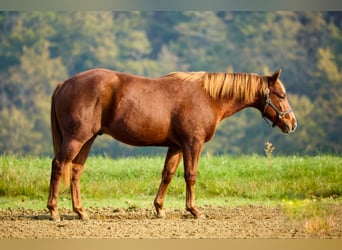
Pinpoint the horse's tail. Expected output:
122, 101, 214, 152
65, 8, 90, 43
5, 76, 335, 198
51, 82, 70, 187
51, 83, 62, 155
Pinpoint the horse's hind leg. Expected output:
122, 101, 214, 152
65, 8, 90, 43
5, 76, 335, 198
70, 136, 96, 220
183, 142, 204, 219
154, 146, 183, 218
47, 139, 85, 221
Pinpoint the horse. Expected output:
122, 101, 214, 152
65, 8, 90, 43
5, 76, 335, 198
47, 68, 297, 221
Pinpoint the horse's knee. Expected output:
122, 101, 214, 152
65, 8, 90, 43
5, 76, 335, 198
184, 172, 197, 185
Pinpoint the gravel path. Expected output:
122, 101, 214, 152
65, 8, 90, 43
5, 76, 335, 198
1, 205, 341, 239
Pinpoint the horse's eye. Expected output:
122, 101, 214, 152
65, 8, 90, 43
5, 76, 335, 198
275, 91, 286, 99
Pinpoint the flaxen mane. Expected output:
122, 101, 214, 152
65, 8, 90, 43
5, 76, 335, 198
166, 72, 269, 103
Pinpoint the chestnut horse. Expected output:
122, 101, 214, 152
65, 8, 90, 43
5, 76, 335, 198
47, 68, 297, 221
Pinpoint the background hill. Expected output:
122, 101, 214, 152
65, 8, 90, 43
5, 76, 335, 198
0, 11, 341, 156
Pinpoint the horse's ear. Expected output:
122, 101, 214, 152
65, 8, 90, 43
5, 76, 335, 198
271, 69, 282, 82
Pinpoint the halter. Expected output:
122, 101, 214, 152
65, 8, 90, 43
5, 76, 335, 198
262, 88, 293, 128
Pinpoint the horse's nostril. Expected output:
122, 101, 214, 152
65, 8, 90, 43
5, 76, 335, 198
293, 122, 297, 132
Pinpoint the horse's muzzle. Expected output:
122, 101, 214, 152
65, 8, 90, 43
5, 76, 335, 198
281, 120, 297, 134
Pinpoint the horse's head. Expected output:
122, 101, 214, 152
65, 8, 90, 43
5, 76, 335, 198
262, 69, 297, 133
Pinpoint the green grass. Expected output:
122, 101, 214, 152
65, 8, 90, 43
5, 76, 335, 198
0, 154, 341, 210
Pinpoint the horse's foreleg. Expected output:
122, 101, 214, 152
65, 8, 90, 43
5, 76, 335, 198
70, 136, 96, 220
183, 142, 203, 219
154, 146, 182, 218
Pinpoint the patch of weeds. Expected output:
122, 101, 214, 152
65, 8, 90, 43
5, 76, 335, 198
303, 216, 335, 236
264, 141, 275, 158
264, 141, 275, 166
281, 199, 336, 236
125, 200, 139, 211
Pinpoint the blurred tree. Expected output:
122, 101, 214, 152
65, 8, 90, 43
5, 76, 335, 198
156, 45, 189, 75
0, 107, 41, 154
266, 94, 321, 154
48, 11, 118, 74
142, 12, 186, 59
0, 12, 21, 72
0, 39, 67, 155
311, 47, 342, 153
0, 11, 341, 156
111, 11, 159, 76
169, 11, 230, 72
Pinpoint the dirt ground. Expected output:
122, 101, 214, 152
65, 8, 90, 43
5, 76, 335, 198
0, 205, 341, 239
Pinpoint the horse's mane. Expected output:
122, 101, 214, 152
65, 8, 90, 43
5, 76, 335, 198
165, 71, 270, 103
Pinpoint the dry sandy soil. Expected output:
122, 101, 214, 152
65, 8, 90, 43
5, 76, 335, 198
0, 205, 341, 239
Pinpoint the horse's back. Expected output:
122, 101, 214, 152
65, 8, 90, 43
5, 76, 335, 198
53, 68, 219, 147
61, 68, 119, 92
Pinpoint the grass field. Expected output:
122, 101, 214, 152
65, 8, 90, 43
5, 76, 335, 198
1, 154, 341, 237
0, 154, 341, 210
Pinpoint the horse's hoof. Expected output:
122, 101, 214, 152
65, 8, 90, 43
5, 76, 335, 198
194, 213, 205, 219
49, 215, 61, 221
80, 213, 90, 221
155, 210, 166, 219
187, 206, 203, 219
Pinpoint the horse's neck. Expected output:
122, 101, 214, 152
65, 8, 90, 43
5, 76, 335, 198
217, 98, 258, 120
